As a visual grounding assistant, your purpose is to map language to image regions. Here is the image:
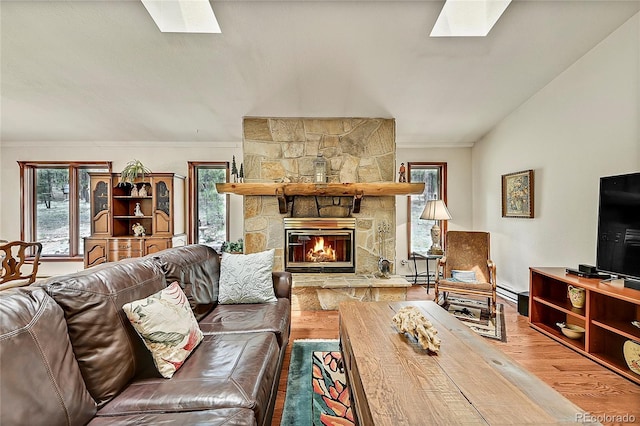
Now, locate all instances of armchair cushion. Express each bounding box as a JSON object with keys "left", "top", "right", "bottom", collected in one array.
[
  {"left": 451, "top": 270, "right": 477, "bottom": 283},
  {"left": 437, "top": 279, "right": 493, "bottom": 292}
]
